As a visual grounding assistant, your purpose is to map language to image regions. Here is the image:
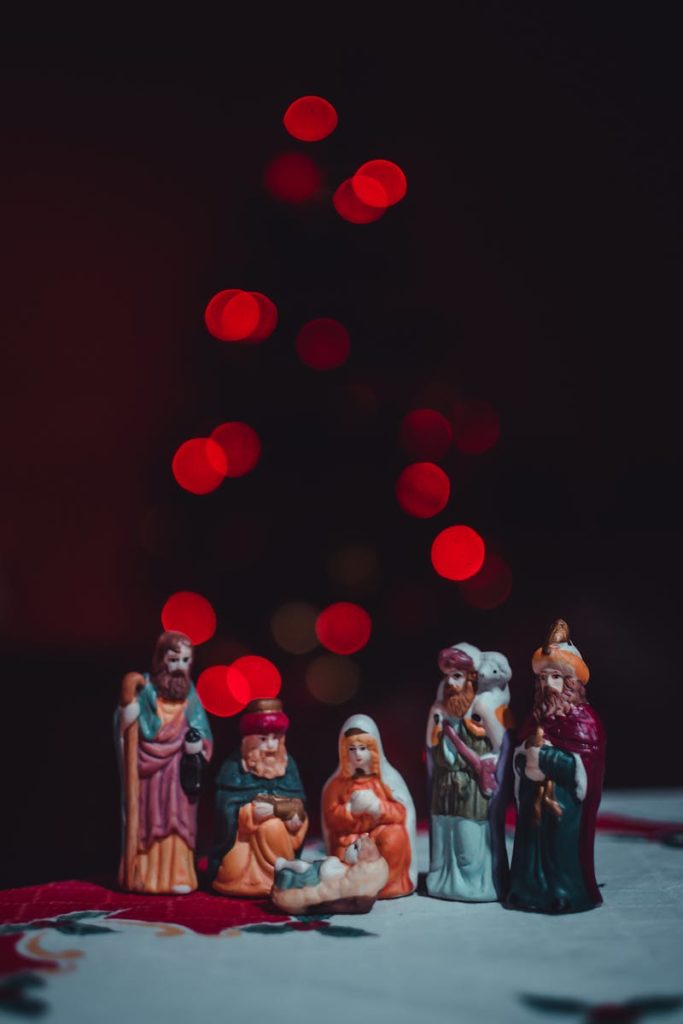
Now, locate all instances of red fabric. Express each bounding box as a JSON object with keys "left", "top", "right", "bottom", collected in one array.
[{"left": 0, "top": 877, "right": 290, "bottom": 973}]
